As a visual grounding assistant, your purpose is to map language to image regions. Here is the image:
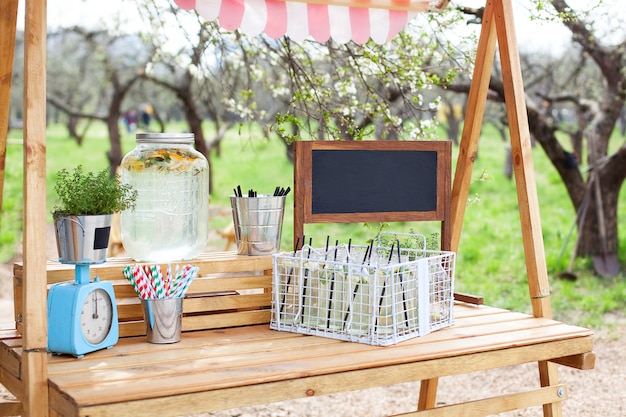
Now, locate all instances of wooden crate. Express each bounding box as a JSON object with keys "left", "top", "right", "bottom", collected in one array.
[{"left": 12, "top": 252, "right": 273, "bottom": 338}]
